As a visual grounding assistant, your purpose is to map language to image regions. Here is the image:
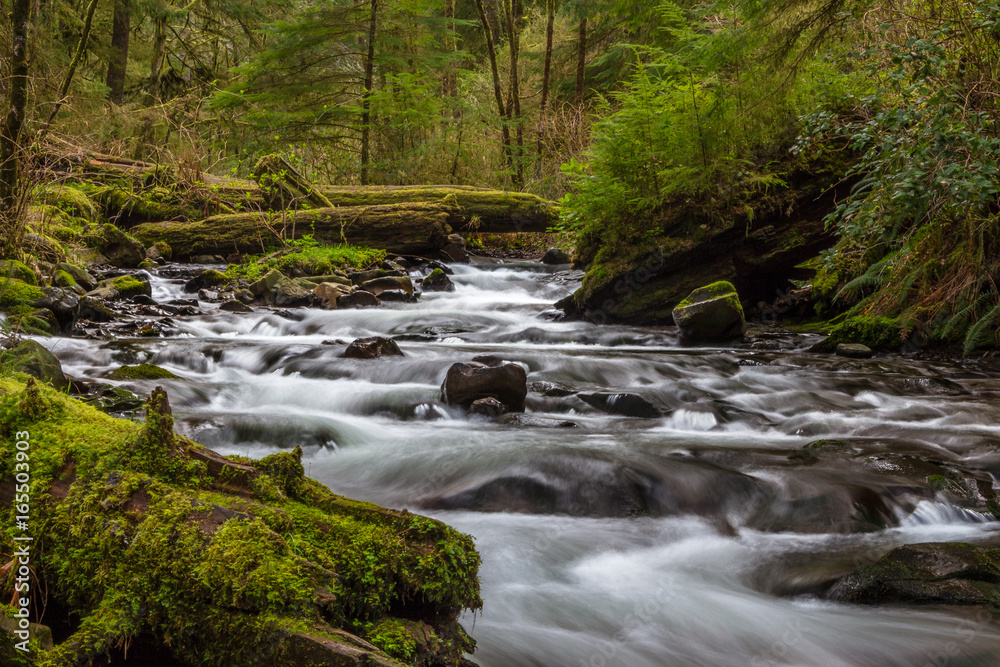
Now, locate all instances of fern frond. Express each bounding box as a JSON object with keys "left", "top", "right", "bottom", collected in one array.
[{"left": 962, "top": 303, "right": 1000, "bottom": 356}]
